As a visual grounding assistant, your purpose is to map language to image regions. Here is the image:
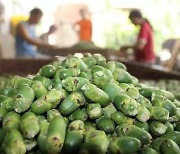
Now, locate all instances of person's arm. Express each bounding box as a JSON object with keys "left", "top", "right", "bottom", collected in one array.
[
  {"left": 134, "top": 38, "right": 147, "bottom": 50},
  {"left": 73, "top": 21, "right": 80, "bottom": 34},
  {"left": 134, "top": 23, "right": 149, "bottom": 51},
  {"left": 120, "top": 24, "right": 149, "bottom": 52},
  {"left": 120, "top": 40, "right": 146, "bottom": 52},
  {"left": 17, "top": 23, "right": 55, "bottom": 49}
]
